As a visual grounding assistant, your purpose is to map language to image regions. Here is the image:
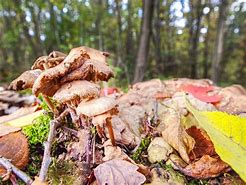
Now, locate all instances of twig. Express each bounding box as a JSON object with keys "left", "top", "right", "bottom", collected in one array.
[
  {"left": 153, "top": 100, "right": 158, "bottom": 124},
  {"left": 39, "top": 109, "right": 69, "bottom": 182},
  {"left": 0, "top": 157, "right": 33, "bottom": 185},
  {"left": 67, "top": 106, "right": 81, "bottom": 127},
  {"left": 92, "top": 133, "right": 96, "bottom": 164}
]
